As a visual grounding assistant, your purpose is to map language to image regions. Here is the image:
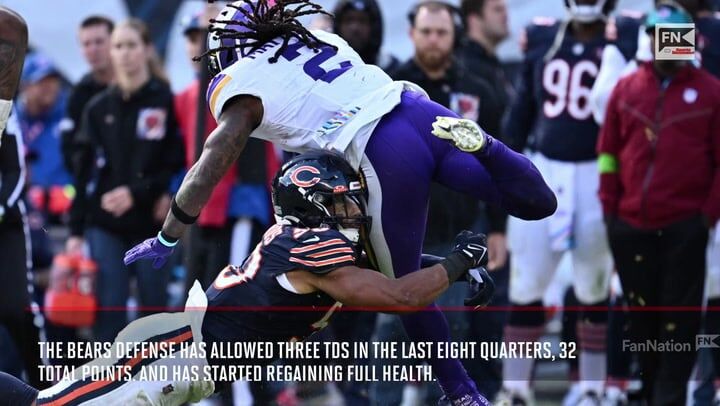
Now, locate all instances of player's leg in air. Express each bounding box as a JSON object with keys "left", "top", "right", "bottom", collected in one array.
[
  {"left": 0, "top": 6, "right": 27, "bottom": 146},
  {"left": 359, "top": 91, "right": 556, "bottom": 406}
]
